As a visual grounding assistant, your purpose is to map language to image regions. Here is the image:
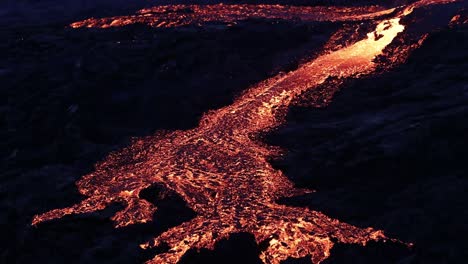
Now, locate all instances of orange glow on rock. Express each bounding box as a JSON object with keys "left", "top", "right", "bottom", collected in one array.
[
  {"left": 33, "top": 1, "right": 459, "bottom": 263},
  {"left": 69, "top": 4, "right": 397, "bottom": 29}
]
